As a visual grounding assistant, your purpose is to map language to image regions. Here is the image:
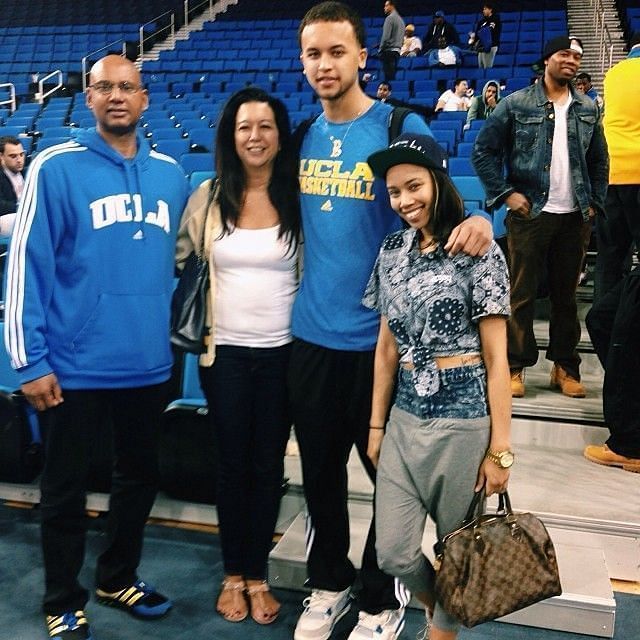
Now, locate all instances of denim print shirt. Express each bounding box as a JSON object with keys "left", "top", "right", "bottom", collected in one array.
[
  {"left": 363, "top": 230, "right": 510, "bottom": 398},
  {"left": 471, "top": 80, "right": 609, "bottom": 221}
]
